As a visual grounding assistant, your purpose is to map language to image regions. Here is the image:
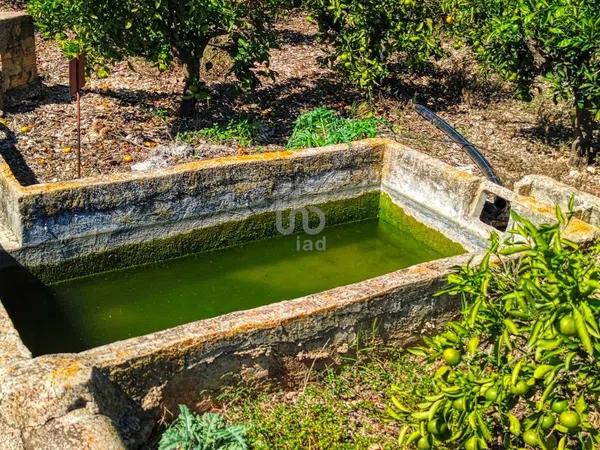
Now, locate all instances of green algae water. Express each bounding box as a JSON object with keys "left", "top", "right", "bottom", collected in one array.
[{"left": 2, "top": 198, "right": 464, "bottom": 356}]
